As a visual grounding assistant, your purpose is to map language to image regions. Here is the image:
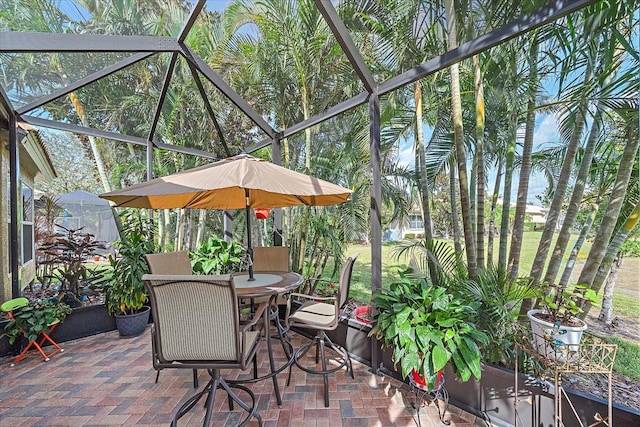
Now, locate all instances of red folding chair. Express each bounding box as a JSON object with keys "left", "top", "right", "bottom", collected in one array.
[{"left": 1, "top": 297, "right": 64, "bottom": 366}]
